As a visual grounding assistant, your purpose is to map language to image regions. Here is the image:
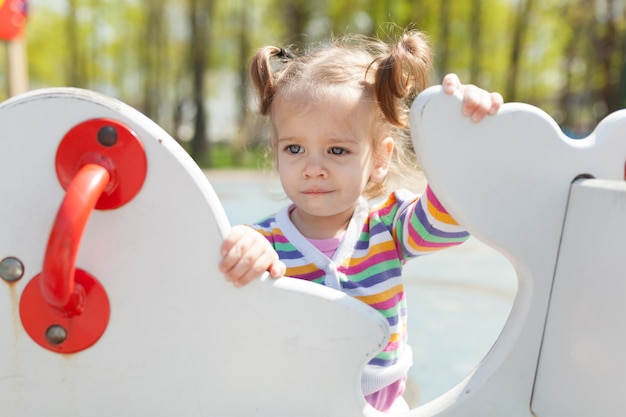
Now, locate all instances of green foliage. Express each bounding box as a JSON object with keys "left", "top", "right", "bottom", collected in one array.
[
  {"left": 183, "top": 141, "right": 270, "bottom": 169},
  {"left": 5, "top": 0, "right": 625, "bottom": 165},
  {"left": 19, "top": 4, "right": 69, "bottom": 90}
]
